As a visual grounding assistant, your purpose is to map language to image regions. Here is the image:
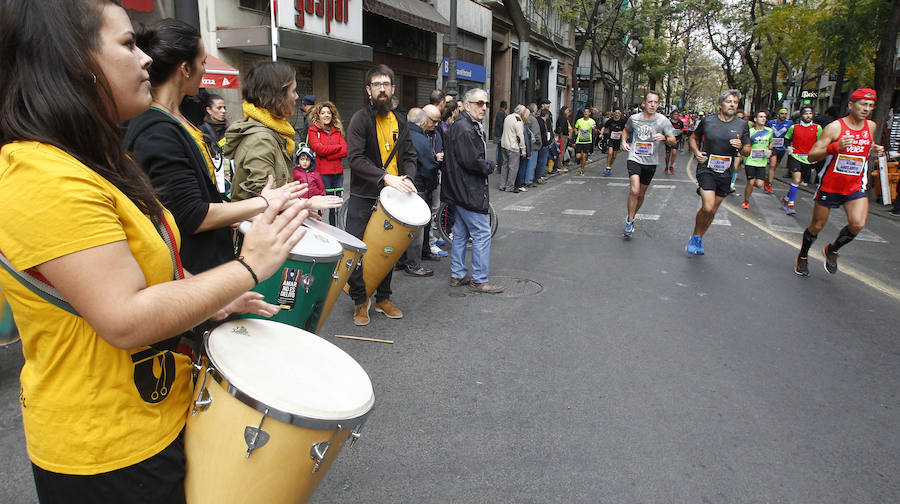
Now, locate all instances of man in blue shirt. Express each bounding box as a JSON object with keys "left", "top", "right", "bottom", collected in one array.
[{"left": 766, "top": 107, "right": 793, "bottom": 193}]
